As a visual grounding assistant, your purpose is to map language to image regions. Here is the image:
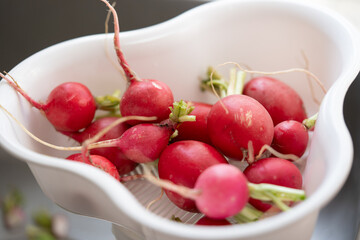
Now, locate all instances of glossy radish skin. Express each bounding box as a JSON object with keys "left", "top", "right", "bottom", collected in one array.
[
  {"left": 194, "top": 164, "right": 249, "bottom": 219},
  {"left": 0, "top": 73, "right": 97, "bottom": 132},
  {"left": 66, "top": 153, "right": 120, "bottom": 180},
  {"left": 243, "top": 157, "right": 303, "bottom": 211},
  {"left": 158, "top": 140, "right": 228, "bottom": 212},
  {"left": 174, "top": 101, "right": 212, "bottom": 144},
  {"left": 43, "top": 82, "right": 97, "bottom": 132},
  {"left": 62, "top": 117, "right": 137, "bottom": 175},
  {"left": 207, "top": 94, "right": 274, "bottom": 161},
  {"left": 116, "top": 123, "right": 173, "bottom": 163},
  {"left": 120, "top": 80, "right": 174, "bottom": 125},
  {"left": 195, "top": 216, "right": 231, "bottom": 226},
  {"left": 243, "top": 77, "right": 307, "bottom": 125},
  {"left": 272, "top": 120, "right": 309, "bottom": 158}
]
